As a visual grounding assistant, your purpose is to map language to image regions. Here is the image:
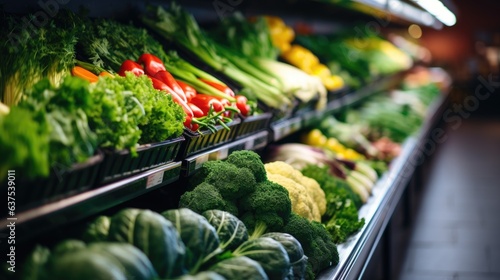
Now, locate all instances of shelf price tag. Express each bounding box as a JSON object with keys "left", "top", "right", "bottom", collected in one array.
[
  {"left": 146, "top": 171, "right": 164, "bottom": 189},
  {"left": 244, "top": 138, "right": 255, "bottom": 150},
  {"left": 272, "top": 117, "right": 302, "bottom": 141},
  {"left": 289, "top": 118, "right": 301, "bottom": 134},
  {"left": 253, "top": 135, "right": 268, "bottom": 149},
  {"left": 210, "top": 149, "right": 228, "bottom": 161},
  {"left": 195, "top": 154, "right": 209, "bottom": 170}
]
